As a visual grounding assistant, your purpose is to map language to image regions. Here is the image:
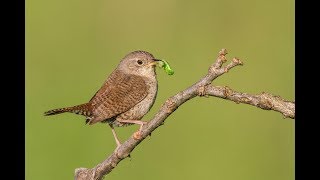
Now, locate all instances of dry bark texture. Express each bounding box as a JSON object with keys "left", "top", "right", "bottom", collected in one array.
[{"left": 74, "top": 49, "right": 295, "bottom": 180}]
